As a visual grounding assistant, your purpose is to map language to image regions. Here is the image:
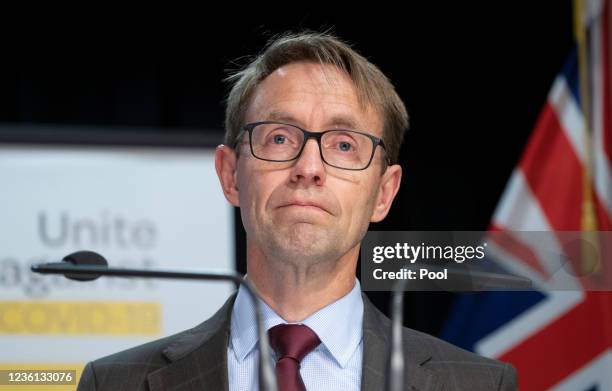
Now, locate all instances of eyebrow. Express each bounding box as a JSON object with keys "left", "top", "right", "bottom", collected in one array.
[{"left": 264, "top": 110, "right": 362, "bottom": 131}]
